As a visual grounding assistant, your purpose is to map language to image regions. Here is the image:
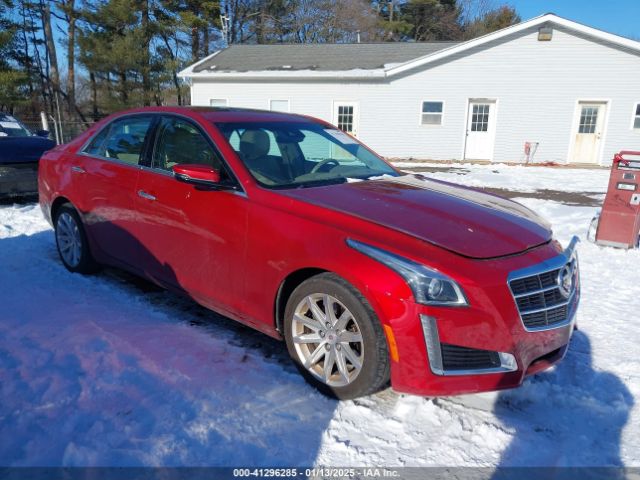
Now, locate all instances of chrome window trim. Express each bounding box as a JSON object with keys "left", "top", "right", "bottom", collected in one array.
[
  {"left": 77, "top": 151, "right": 145, "bottom": 170},
  {"left": 507, "top": 236, "right": 580, "bottom": 332},
  {"left": 420, "top": 315, "right": 518, "bottom": 377}
]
